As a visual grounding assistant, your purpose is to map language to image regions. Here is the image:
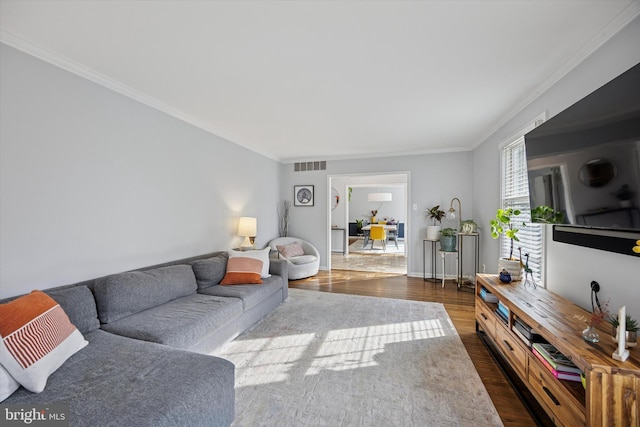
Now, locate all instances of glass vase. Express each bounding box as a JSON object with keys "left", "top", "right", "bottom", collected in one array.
[{"left": 582, "top": 325, "right": 600, "bottom": 343}]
